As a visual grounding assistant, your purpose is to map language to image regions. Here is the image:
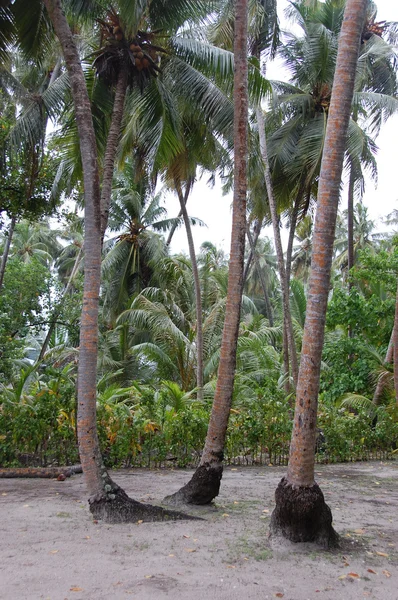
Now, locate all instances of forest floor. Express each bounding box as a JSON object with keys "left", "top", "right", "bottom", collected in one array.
[{"left": 1, "top": 461, "right": 398, "bottom": 600}]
